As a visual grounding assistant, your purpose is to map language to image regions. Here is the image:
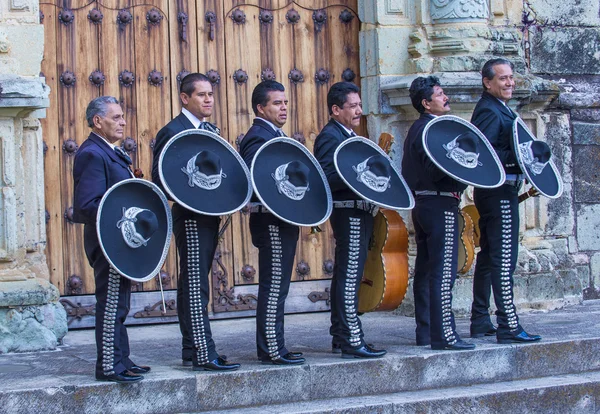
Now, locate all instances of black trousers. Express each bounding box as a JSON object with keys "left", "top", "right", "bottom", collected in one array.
[
  {"left": 471, "top": 183, "right": 522, "bottom": 337},
  {"left": 330, "top": 207, "right": 374, "bottom": 350},
  {"left": 84, "top": 225, "right": 134, "bottom": 377},
  {"left": 173, "top": 203, "right": 220, "bottom": 365},
  {"left": 412, "top": 196, "right": 460, "bottom": 348},
  {"left": 249, "top": 213, "right": 299, "bottom": 360}
]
